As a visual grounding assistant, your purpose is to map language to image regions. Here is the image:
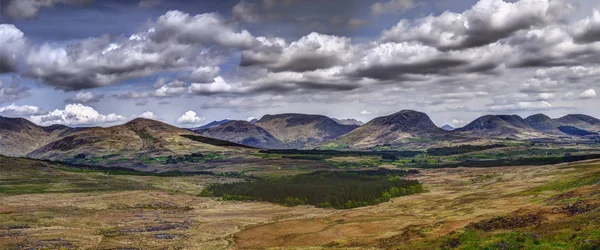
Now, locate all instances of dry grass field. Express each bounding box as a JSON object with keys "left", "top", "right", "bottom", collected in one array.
[{"left": 1, "top": 156, "right": 599, "bottom": 249}]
